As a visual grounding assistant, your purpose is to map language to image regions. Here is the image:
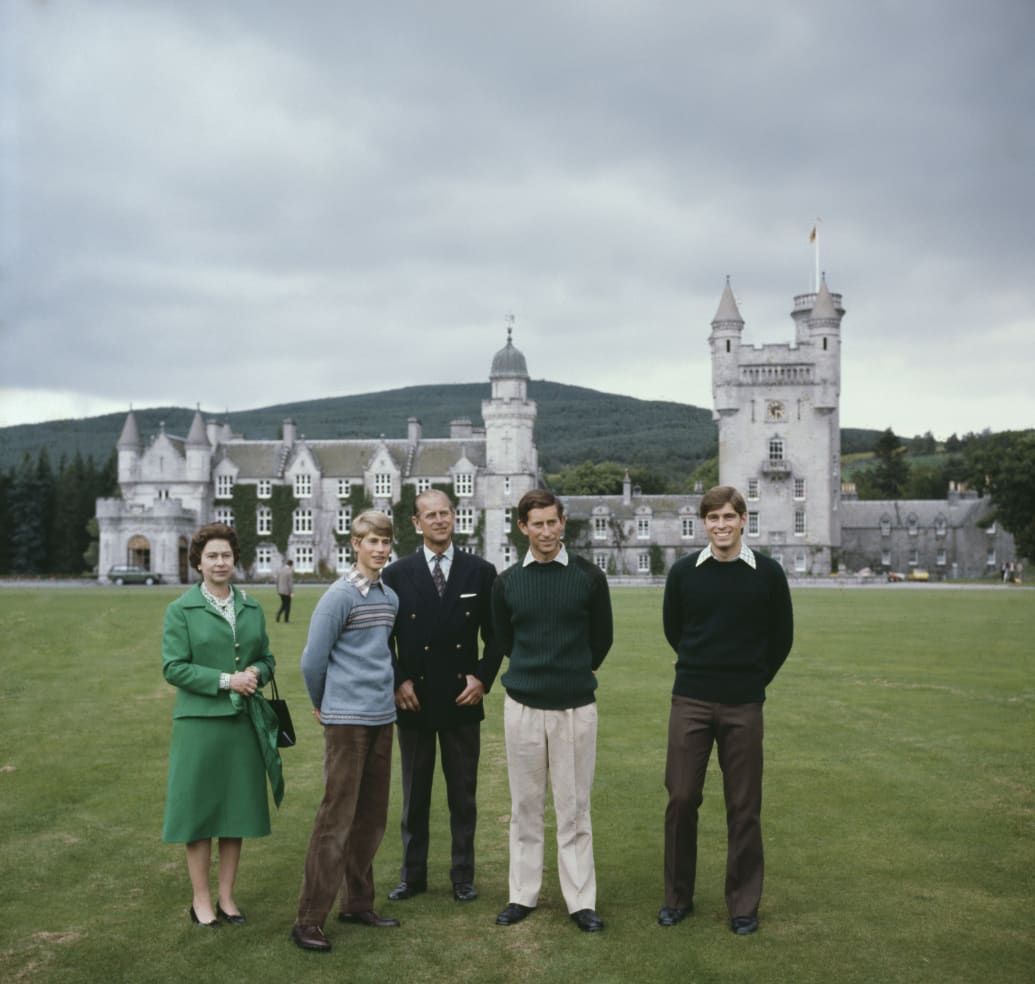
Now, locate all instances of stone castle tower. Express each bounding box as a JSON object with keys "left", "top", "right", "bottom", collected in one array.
[{"left": 710, "top": 276, "right": 845, "bottom": 574}]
